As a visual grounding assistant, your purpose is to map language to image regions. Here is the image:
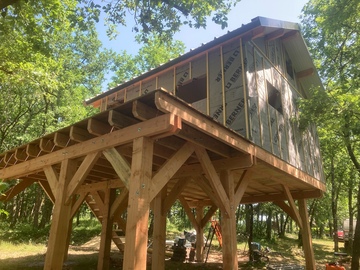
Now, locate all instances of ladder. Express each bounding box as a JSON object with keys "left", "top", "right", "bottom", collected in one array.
[{"left": 204, "top": 220, "right": 223, "bottom": 263}]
